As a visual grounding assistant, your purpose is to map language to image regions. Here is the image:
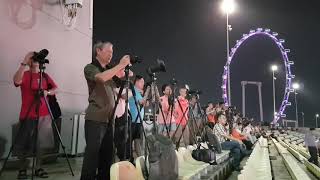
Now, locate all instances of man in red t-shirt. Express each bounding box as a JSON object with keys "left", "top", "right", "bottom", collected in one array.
[{"left": 13, "top": 51, "right": 58, "bottom": 179}]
